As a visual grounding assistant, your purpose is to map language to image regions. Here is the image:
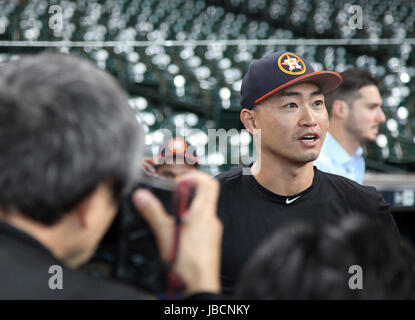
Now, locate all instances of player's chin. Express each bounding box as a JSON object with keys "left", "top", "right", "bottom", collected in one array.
[
  {"left": 364, "top": 132, "right": 378, "bottom": 142},
  {"left": 297, "top": 151, "right": 320, "bottom": 163}
]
